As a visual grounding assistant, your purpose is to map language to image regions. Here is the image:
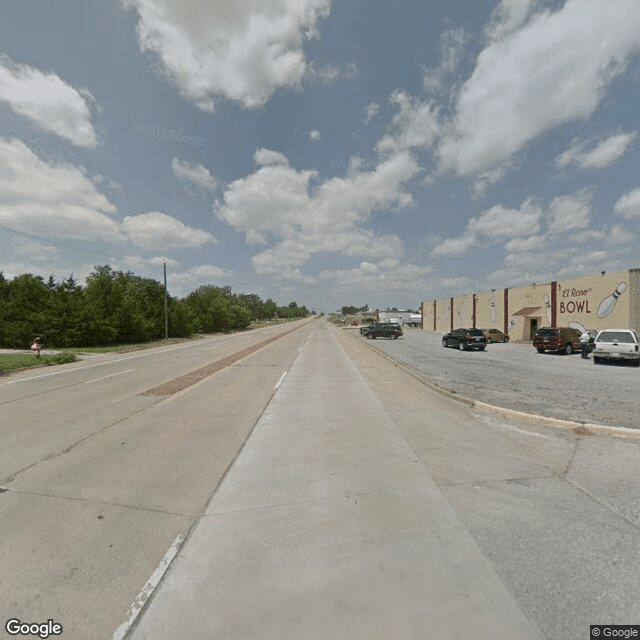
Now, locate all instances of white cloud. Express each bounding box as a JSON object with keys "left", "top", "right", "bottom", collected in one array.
[
  {"left": 122, "top": 0, "right": 331, "bottom": 110},
  {"left": 614, "top": 187, "right": 640, "bottom": 218},
  {"left": 439, "top": 0, "right": 640, "bottom": 176},
  {"left": 431, "top": 198, "right": 543, "bottom": 257},
  {"left": 0, "top": 56, "right": 98, "bottom": 148},
  {"left": 122, "top": 254, "right": 181, "bottom": 270},
  {"left": 122, "top": 211, "right": 216, "bottom": 249},
  {"left": 422, "top": 27, "right": 469, "bottom": 93},
  {"left": 555, "top": 131, "right": 637, "bottom": 169},
  {"left": 217, "top": 146, "right": 420, "bottom": 279},
  {"left": 168, "top": 264, "right": 235, "bottom": 294},
  {"left": 0, "top": 137, "right": 120, "bottom": 242},
  {"left": 484, "top": 0, "right": 540, "bottom": 40},
  {"left": 308, "top": 129, "right": 321, "bottom": 142},
  {"left": 548, "top": 193, "right": 591, "bottom": 229},
  {"left": 307, "top": 61, "right": 358, "bottom": 83},
  {"left": 254, "top": 147, "right": 289, "bottom": 167},
  {"left": 363, "top": 102, "right": 379, "bottom": 124},
  {"left": 376, "top": 91, "right": 440, "bottom": 156},
  {"left": 604, "top": 225, "right": 635, "bottom": 247},
  {"left": 172, "top": 157, "right": 217, "bottom": 191},
  {"left": 14, "top": 240, "right": 59, "bottom": 262}
]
